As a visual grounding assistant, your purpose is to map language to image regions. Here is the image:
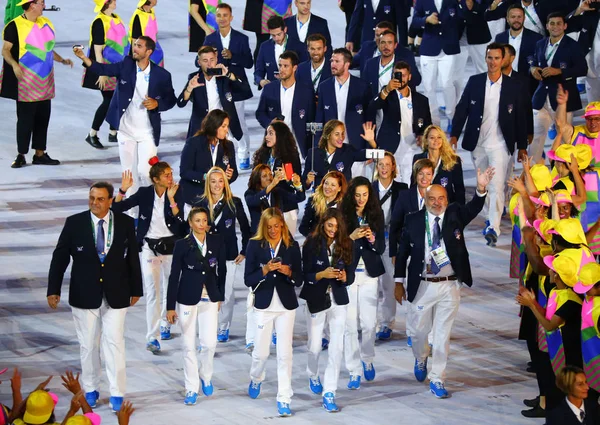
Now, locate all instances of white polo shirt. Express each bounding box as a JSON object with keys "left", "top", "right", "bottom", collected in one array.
[
  {"left": 509, "top": 30, "right": 523, "bottom": 72},
  {"left": 296, "top": 14, "right": 311, "bottom": 43},
  {"left": 120, "top": 64, "right": 153, "bottom": 139},
  {"left": 335, "top": 76, "right": 350, "bottom": 126},
  {"left": 280, "top": 82, "right": 296, "bottom": 130},
  {"left": 205, "top": 76, "right": 223, "bottom": 112}
]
